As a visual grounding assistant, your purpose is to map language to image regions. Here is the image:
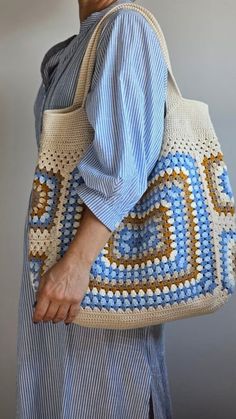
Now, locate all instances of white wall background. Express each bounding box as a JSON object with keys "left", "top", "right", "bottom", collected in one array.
[{"left": 0, "top": 0, "right": 235, "bottom": 418}]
